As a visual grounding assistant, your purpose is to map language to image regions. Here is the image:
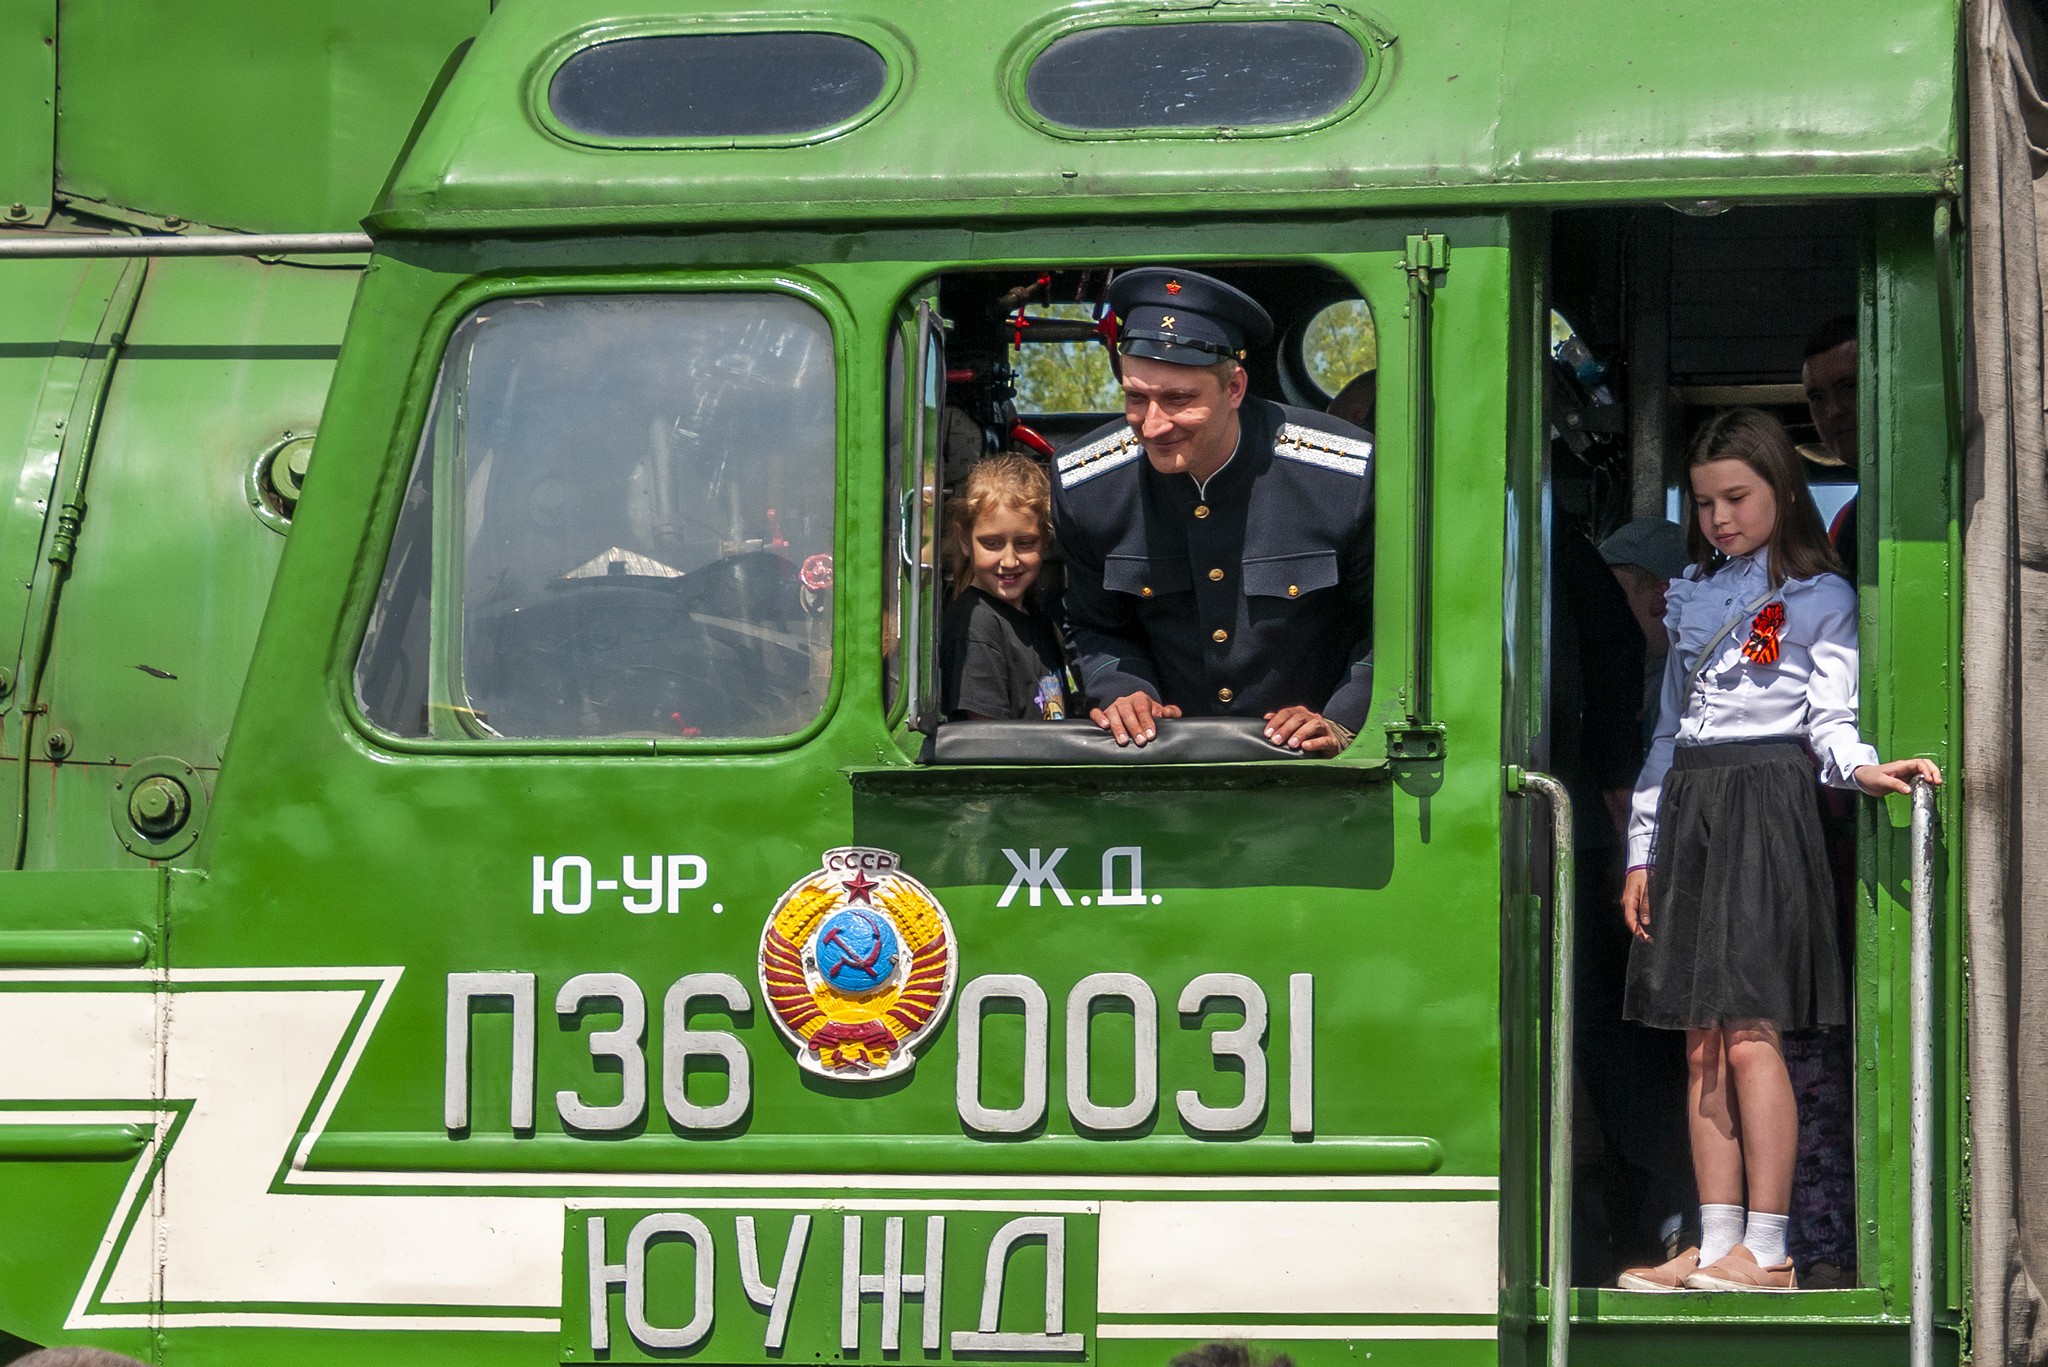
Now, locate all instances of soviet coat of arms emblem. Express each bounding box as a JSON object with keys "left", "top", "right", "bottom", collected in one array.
[{"left": 760, "top": 847, "right": 957, "bottom": 1080}]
